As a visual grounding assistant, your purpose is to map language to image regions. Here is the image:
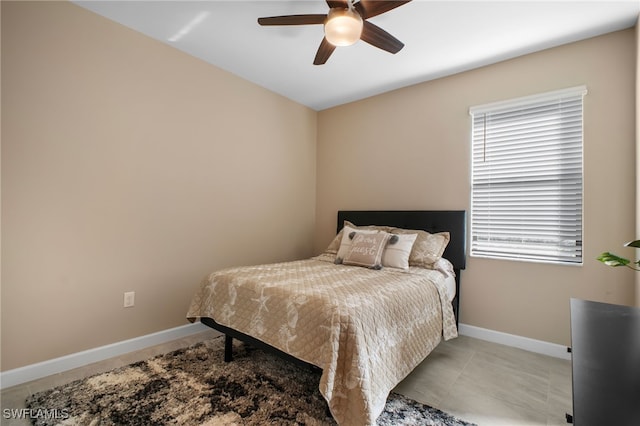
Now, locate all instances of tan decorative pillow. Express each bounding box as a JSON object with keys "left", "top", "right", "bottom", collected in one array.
[
  {"left": 392, "top": 228, "right": 450, "bottom": 268},
  {"left": 335, "top": 225, "right": 378, "bottom": 262},
  {"left": 343, "top": 232, "right": 391, "bottom": 269},
  {"left": 344, "top": 220, "right": 394, "bottom": 233},
  {"left": 382, "top": 233, "right": 418, "bottom": 270},
  {"left": 323, "top": 220, "right": 393, "bottom": 255},
  {"left": 324, "top": 230, "right": 343, "bottom": 255}
]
